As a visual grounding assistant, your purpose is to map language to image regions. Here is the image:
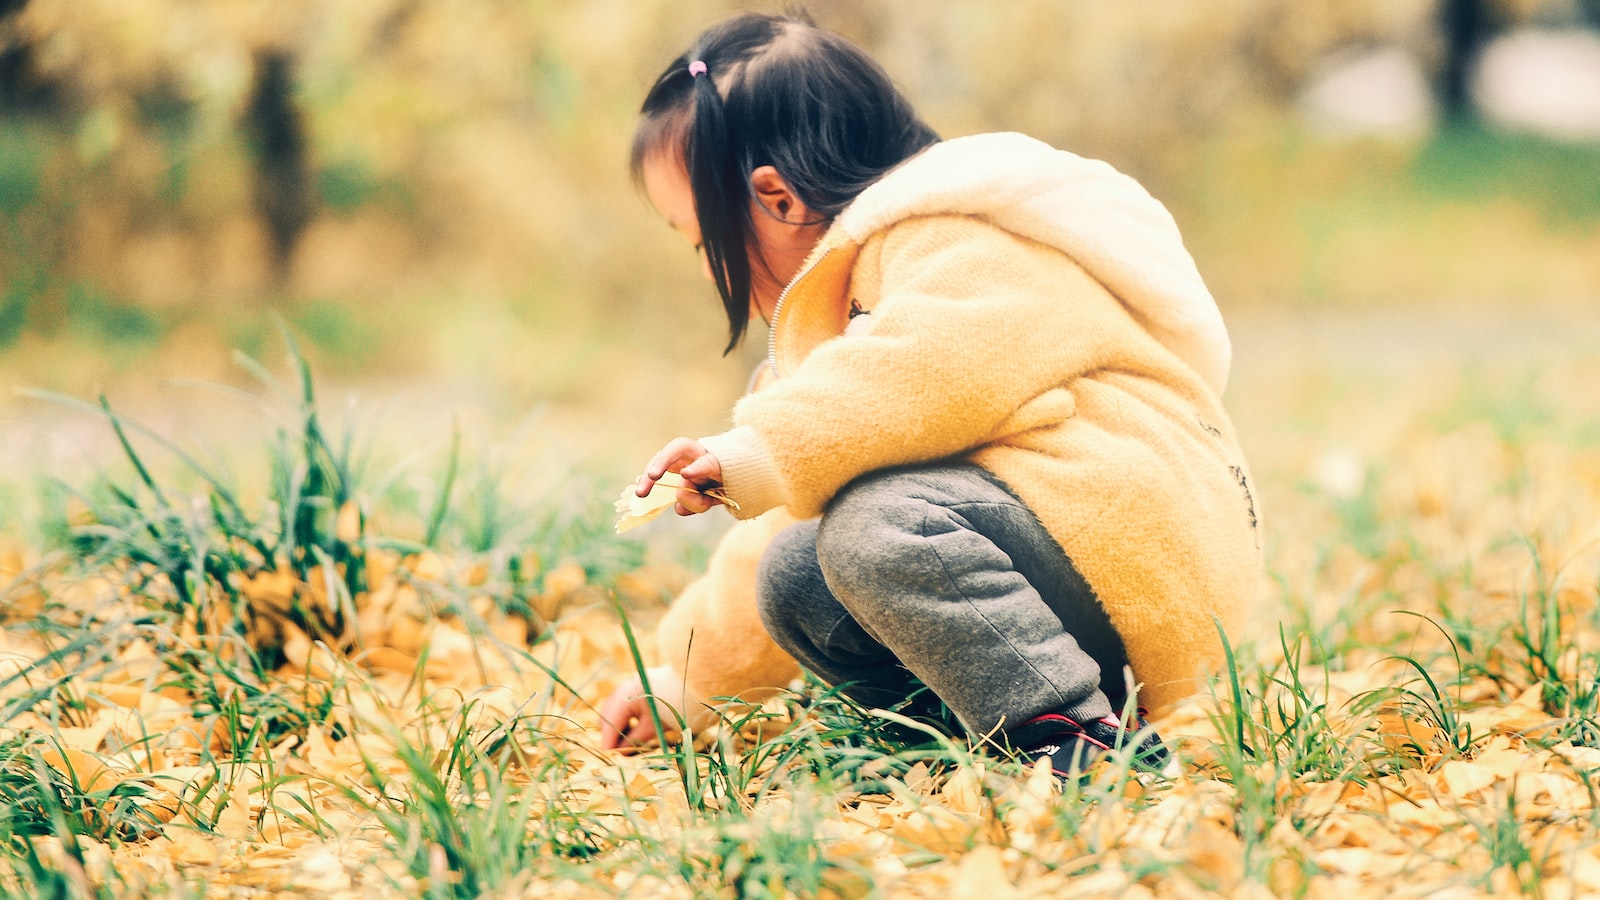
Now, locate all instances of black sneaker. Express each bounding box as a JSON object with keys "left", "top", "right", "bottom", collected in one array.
[{"left": 1008, "top": 711, "right": 1171, "bottom": 778}]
